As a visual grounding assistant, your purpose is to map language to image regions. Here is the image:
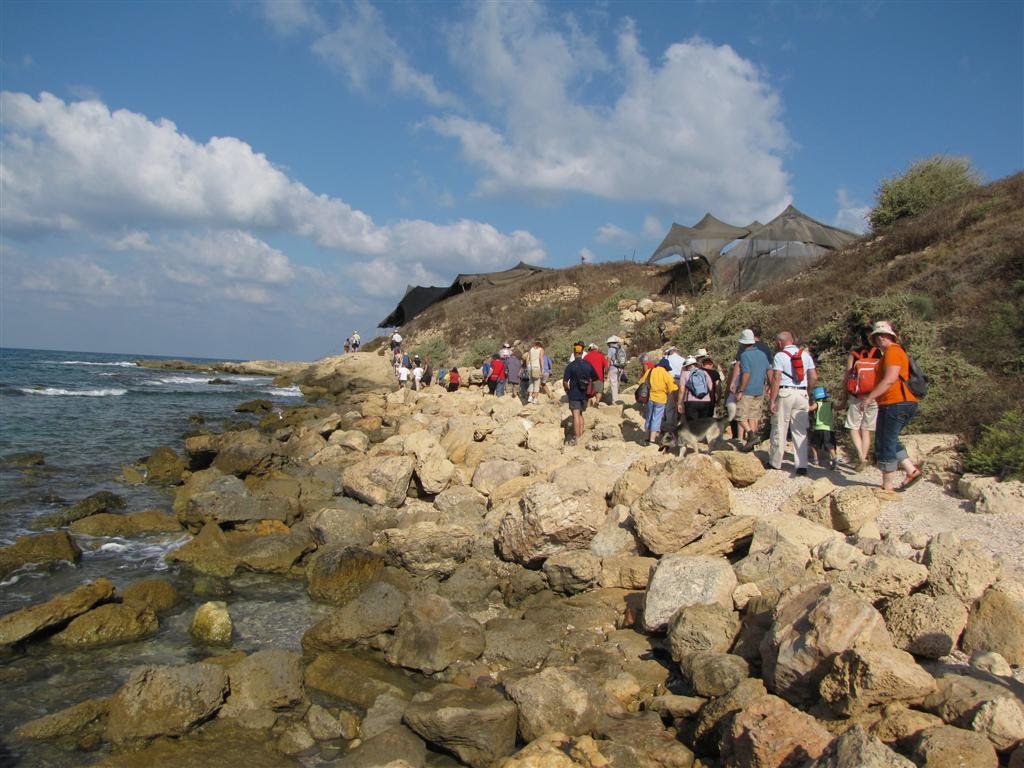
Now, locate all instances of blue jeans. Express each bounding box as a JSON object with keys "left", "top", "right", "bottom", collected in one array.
[
  {"left": 645, "top": 401, "right": 666, "bottom": 433},
  {"left": 495, "top": 380, "right": 506, "bottom": 397},
  {"left": 875, "top": 401, "right": 917, "bottom": 471}
]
